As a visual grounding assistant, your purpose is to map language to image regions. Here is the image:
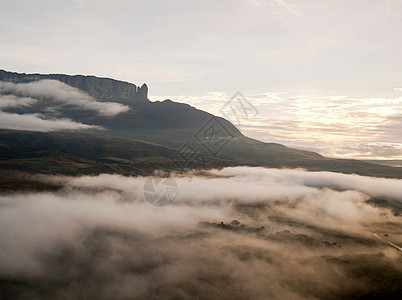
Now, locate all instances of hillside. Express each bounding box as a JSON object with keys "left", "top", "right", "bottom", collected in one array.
[{"left": 0, "top": 69, "right": 401, "bottom": 185}]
